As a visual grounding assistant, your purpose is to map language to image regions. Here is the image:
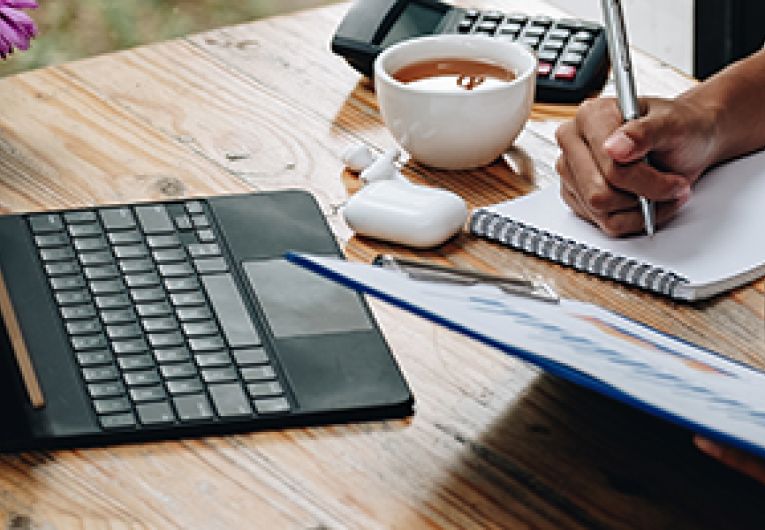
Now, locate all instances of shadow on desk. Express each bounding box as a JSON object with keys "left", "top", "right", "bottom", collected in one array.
[{"left": 412, "top": 374, "right": 765, "bottom": 530}]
